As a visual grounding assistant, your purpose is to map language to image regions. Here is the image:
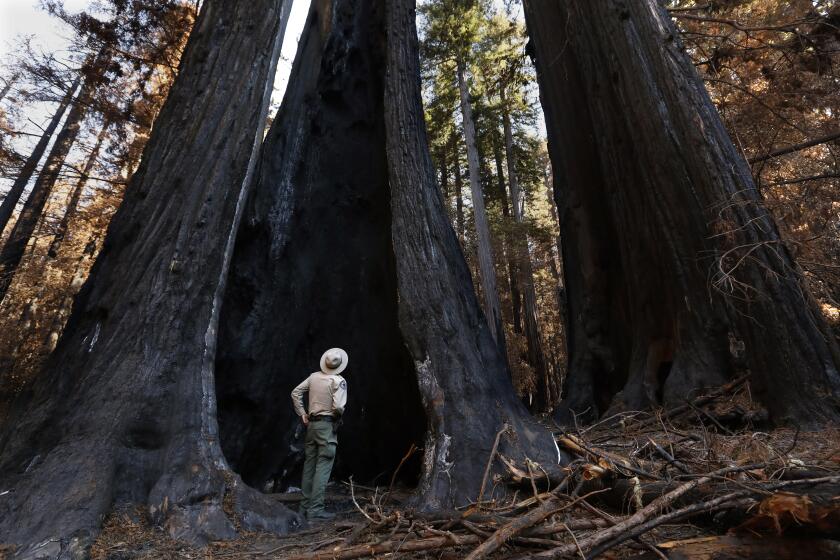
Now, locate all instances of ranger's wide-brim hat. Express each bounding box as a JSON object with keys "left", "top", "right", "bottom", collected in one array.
[{"left": 320, "top": 347, "right": 349, "bottom": 375}]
